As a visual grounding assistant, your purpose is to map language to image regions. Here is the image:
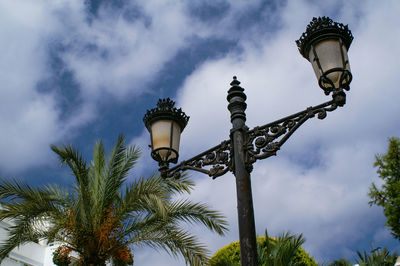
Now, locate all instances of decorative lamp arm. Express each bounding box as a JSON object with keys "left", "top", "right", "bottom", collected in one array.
[
  {"left": 160, "top": 90, "right": 346, "bottom": 179},
  {"left": 160, "top": 140, "right": 232, "bottom": 179},
  {"left": 245, "top": 98, "right": 341, "bottom": 169}
]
